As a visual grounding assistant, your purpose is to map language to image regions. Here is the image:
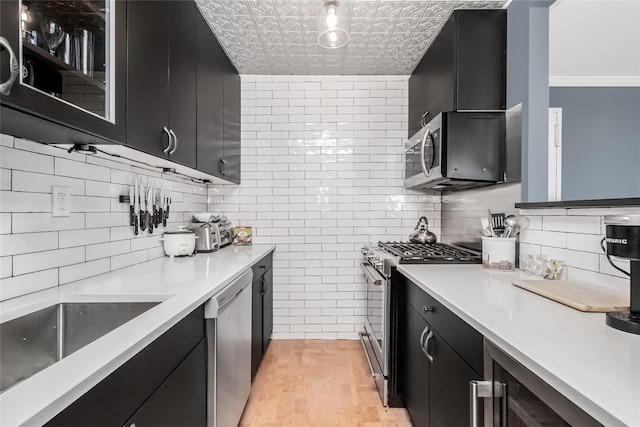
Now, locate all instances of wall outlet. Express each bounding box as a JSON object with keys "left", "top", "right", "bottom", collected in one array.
[{"left": 52, "top": 186, "right": 70, "bottom": 217}]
